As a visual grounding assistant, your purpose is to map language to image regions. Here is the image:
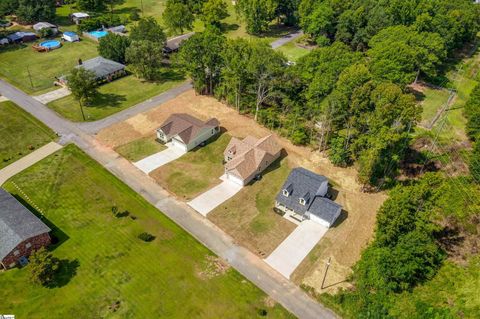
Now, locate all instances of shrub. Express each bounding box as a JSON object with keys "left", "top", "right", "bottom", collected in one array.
[
  {"left": 329, "top": 136, "right": 352, "bottom": 167},
  {"left": 129, "top": 11, "right": 140, "bottom": 21},
  {"left": 29, "top": 248, "right": 60, "bottom": 286},
  {"left": 138, "top": 232, "right": 155, "bottom": 242}
]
